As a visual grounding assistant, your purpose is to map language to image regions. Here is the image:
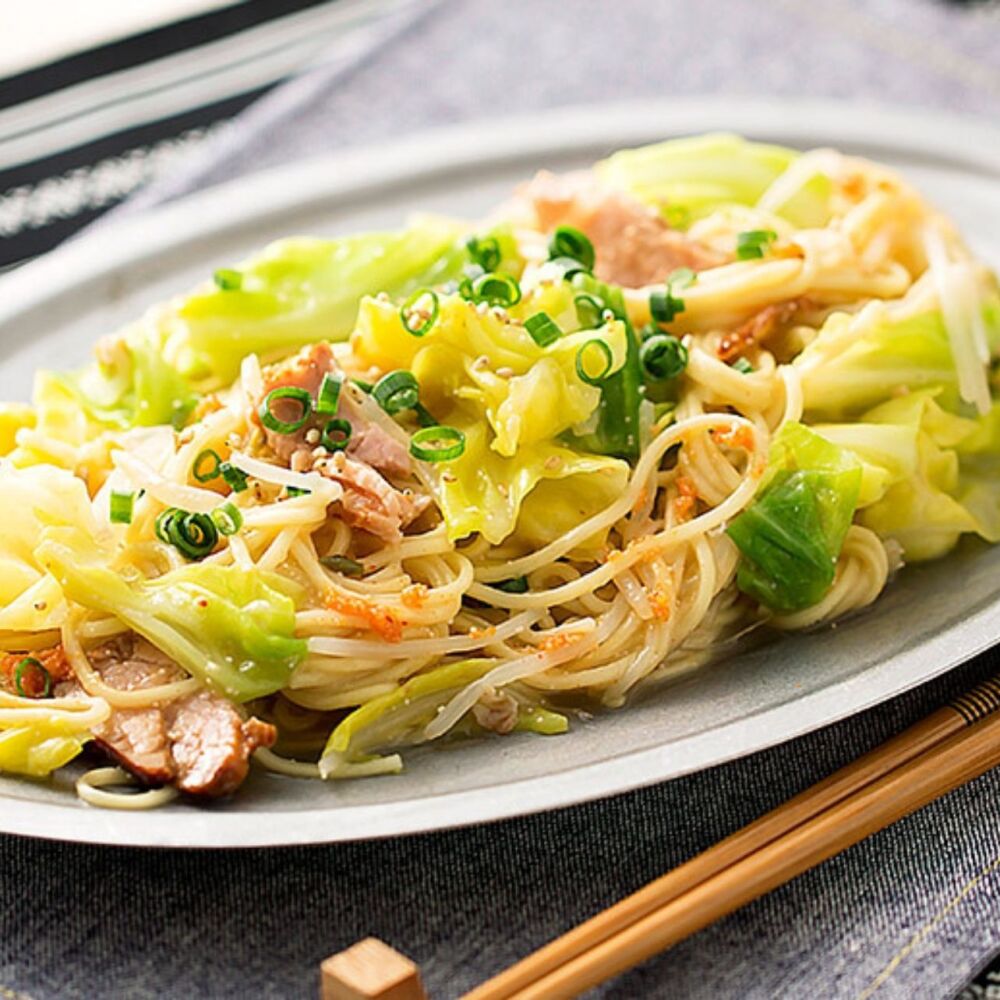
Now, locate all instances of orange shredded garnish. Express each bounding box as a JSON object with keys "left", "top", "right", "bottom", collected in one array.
[
  {"left": 325, "top": 590, "right": 403, "bottom": 643},
  {"left": 468, "top": 625, "right": 497, "bottom": 641},
  {"left": 711, "top": 425, "right": 755, "bottom": 451},
  {"left": 673, "top": 495, "right": 696, "bottom": 522},
  {"left": 648, "top": 587, "right": 672, "bottom": 622},
  {"left": 538, "top": 632, "right": 582, "bottom": 653},
  {"left": 631, "top": 487, "right": 649, "bottom": 515},
  {"left": 192, "top": 394, "right": 223, "bottom": 421},
  {"left": 401, "top": 583, "right": 429, "bottom": 610},
  {"left": 672, "top": 475, "right": 699, "bottom": 522},
  {"left": 1, "top": 646, "right": 72, "bottom": 694}
]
